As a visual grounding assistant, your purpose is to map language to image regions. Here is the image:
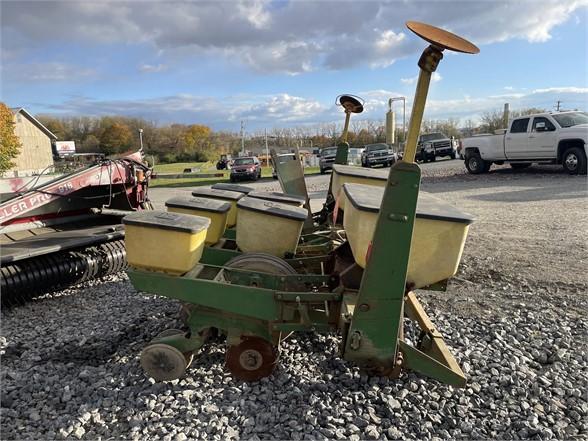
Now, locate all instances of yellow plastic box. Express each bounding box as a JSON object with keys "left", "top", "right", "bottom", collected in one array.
[
  {"left": 342, "top": 183, "right": 474, "bottom": 288},
  {"left": 191, "top": 187, "right": 245, "bottom": 227},
  {"left": 236, "top": 197, "right": 308, "bottom": 257},
  {"left": 331, "top": 164, "right": 388, "bottom": 210},
  {"left": 123, "top": 210, "right": 210, "bottom": 275},
  {"left": 248, "top": 191, "right": 306, "bottom": 207},
  {"left": 165, "top": 196, "right": 231, "bottom": 245}
]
